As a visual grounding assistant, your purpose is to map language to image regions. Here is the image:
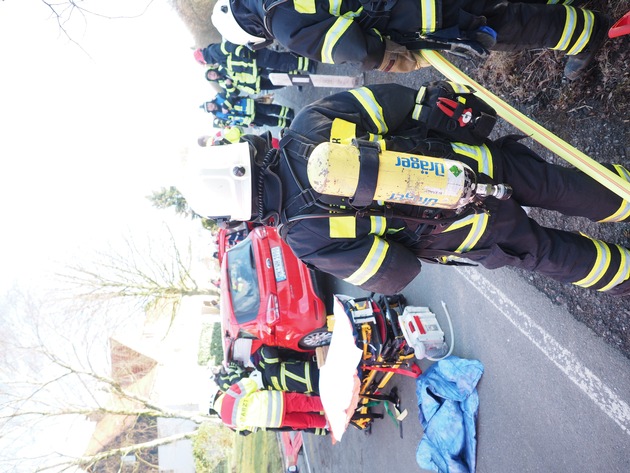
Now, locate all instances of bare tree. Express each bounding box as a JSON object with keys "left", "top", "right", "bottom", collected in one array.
[
  {"left": 36, "top": 0, "right": 157, "bottom": 53},
  {"left": 56, "top": 224, "right": 219, "bottom": 323},
  {"left": 0, "top": 289, "right": 224, "bottom": 473}
]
